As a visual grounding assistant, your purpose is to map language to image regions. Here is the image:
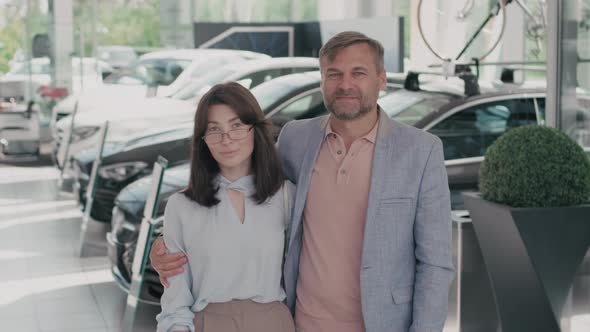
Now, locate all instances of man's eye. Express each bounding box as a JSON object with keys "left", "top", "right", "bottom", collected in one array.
[{"left": 354, "top": 72, "right": 366, "bottom": 77}]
